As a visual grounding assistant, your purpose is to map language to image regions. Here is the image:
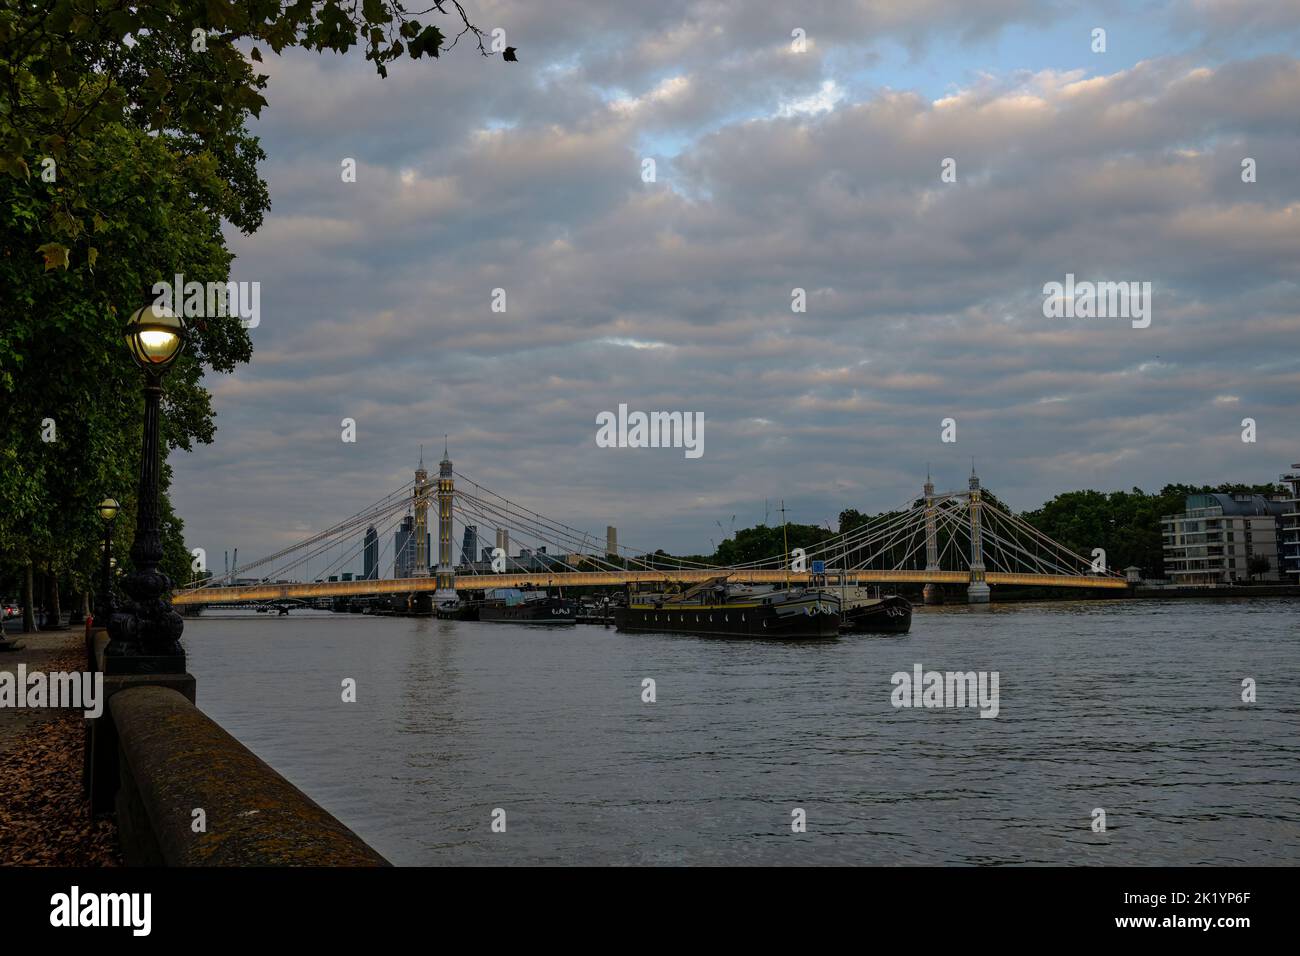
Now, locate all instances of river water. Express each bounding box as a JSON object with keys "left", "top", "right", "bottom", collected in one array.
[{"left": 183, "top": 599, "right": 1299, "bottom": 865}]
